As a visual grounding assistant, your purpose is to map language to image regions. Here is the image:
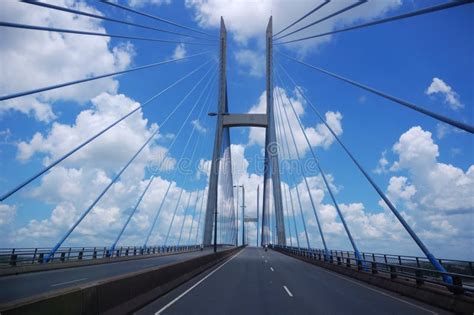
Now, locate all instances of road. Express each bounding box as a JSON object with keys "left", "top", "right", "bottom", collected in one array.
[
  {"left": 0, "top": 248, "right": 214, "bottom": 304},
  {"left": 137, "top": 247, "right": 447, "bottom": 315}
]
